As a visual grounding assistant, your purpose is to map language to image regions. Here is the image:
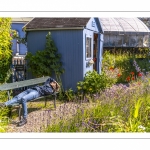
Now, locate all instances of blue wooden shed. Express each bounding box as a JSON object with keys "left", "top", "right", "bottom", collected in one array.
[
  {"left": 11, "top": 17, "right": 33, "bottom": 55},
  {"left": 23, "top": 18, "right": 104, "bottom": 90}
]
